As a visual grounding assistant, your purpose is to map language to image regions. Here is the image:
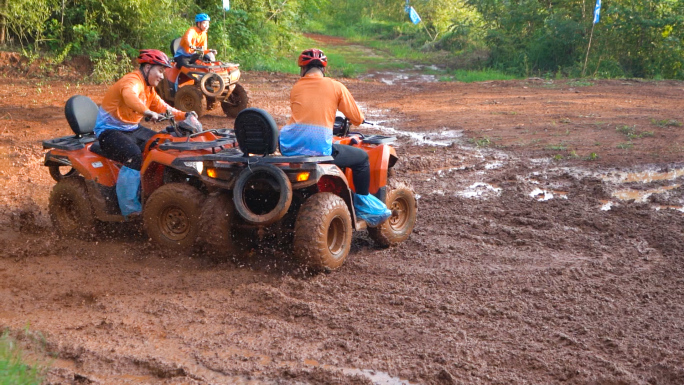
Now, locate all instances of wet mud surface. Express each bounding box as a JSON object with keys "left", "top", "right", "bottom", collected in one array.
[{"left": 1, "top": 66, "right": 684, "bottom": 384}]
